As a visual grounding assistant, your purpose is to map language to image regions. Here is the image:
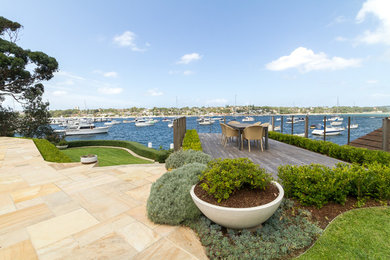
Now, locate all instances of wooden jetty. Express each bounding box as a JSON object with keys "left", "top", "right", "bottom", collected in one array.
[
  {"left": 349, "top": 128, "right": 383, "bottom": 150},
  {"left": 199, "top": 133, "right": 345, "bottom": 178}
]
